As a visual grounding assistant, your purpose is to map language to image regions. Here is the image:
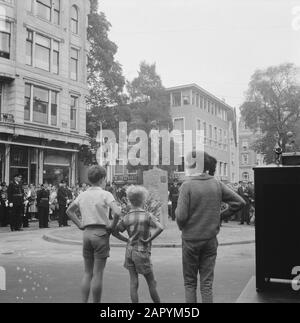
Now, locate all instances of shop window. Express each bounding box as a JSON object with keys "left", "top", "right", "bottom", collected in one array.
[{"left": 10, "top": 146, "right": 28, "bottom": 167}]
